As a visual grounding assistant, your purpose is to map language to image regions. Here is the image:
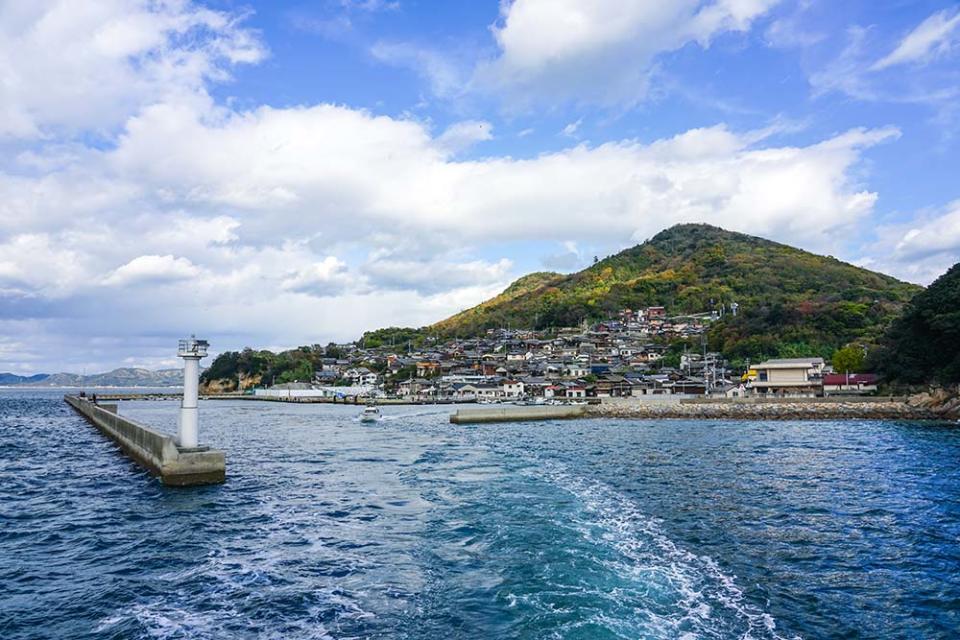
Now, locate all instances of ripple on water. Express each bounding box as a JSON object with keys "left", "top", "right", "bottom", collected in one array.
[{"left": 1, "top": 393, "right": 959, "bottom": 639}]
